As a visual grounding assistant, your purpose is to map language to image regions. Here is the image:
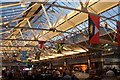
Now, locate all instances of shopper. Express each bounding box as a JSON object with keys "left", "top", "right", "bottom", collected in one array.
[{"left": 85, "top": 70, "right": 101, "bottom": 80}]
